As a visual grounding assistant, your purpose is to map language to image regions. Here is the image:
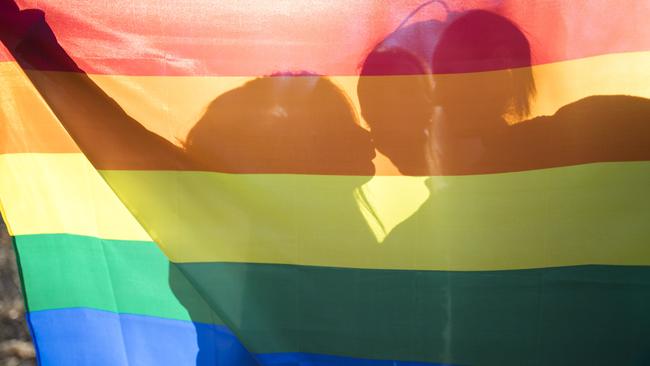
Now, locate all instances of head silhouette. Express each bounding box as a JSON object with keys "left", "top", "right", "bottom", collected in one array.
[
  {"left": 358, "top": 47, "right": 434, "bottom": 175},
  {"left": 357, "top": 10, "right": 445, "bottom": 175},
  {"left": 432, "top": 10, "right": 536, "bottom": 137},
  {"left": 185, "top": 74, "right": 375, "bottom": 177}
]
